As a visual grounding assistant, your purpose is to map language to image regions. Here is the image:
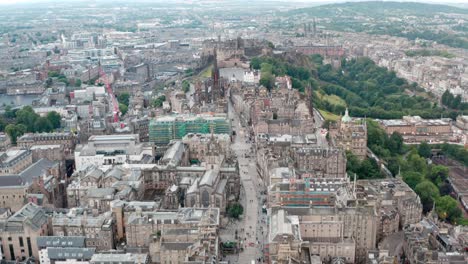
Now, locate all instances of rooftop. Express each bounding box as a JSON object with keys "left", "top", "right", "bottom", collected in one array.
[
  {"left": 37, "top": 236, "right": 86, "bottom": 248},
  {"left": 90, "top": 253, "right": 148, "bottom": 263}
]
